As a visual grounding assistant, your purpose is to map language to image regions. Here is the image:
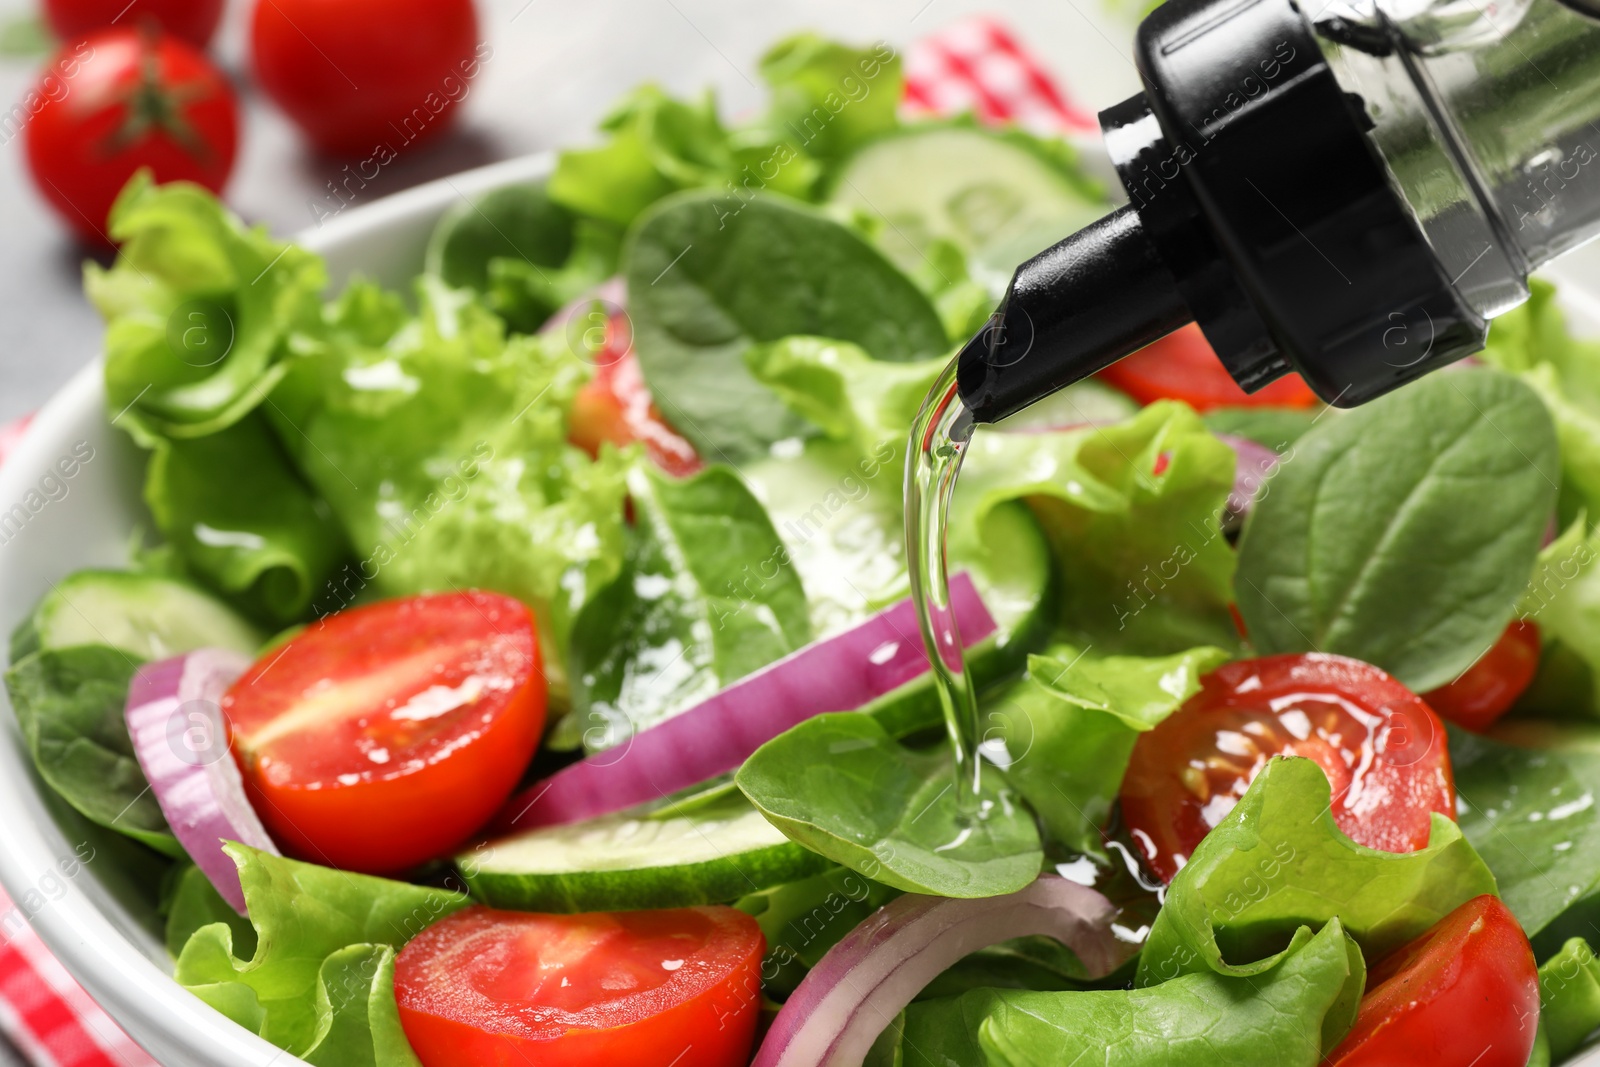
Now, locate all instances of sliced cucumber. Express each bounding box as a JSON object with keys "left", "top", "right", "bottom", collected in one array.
[
  {"left": 461, "top": 793, "right": 831, "bottom": 912},
  {"left": 828, "top": 125, "right": 1106, "bottom": 287},
  {"left": 11, "top": 570, "right": 265, "bottom": 663},
  {"left": 739, "top": 438, "right": 1052, "bottom": 736}
]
